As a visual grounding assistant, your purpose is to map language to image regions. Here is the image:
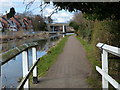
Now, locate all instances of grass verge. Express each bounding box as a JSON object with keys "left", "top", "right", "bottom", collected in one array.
[
  {"left": 37, "top": 36, "right": 68, "bottom": 77},
  {"left": 76, "top": 36, "right": 102, "bottom": 88}
]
